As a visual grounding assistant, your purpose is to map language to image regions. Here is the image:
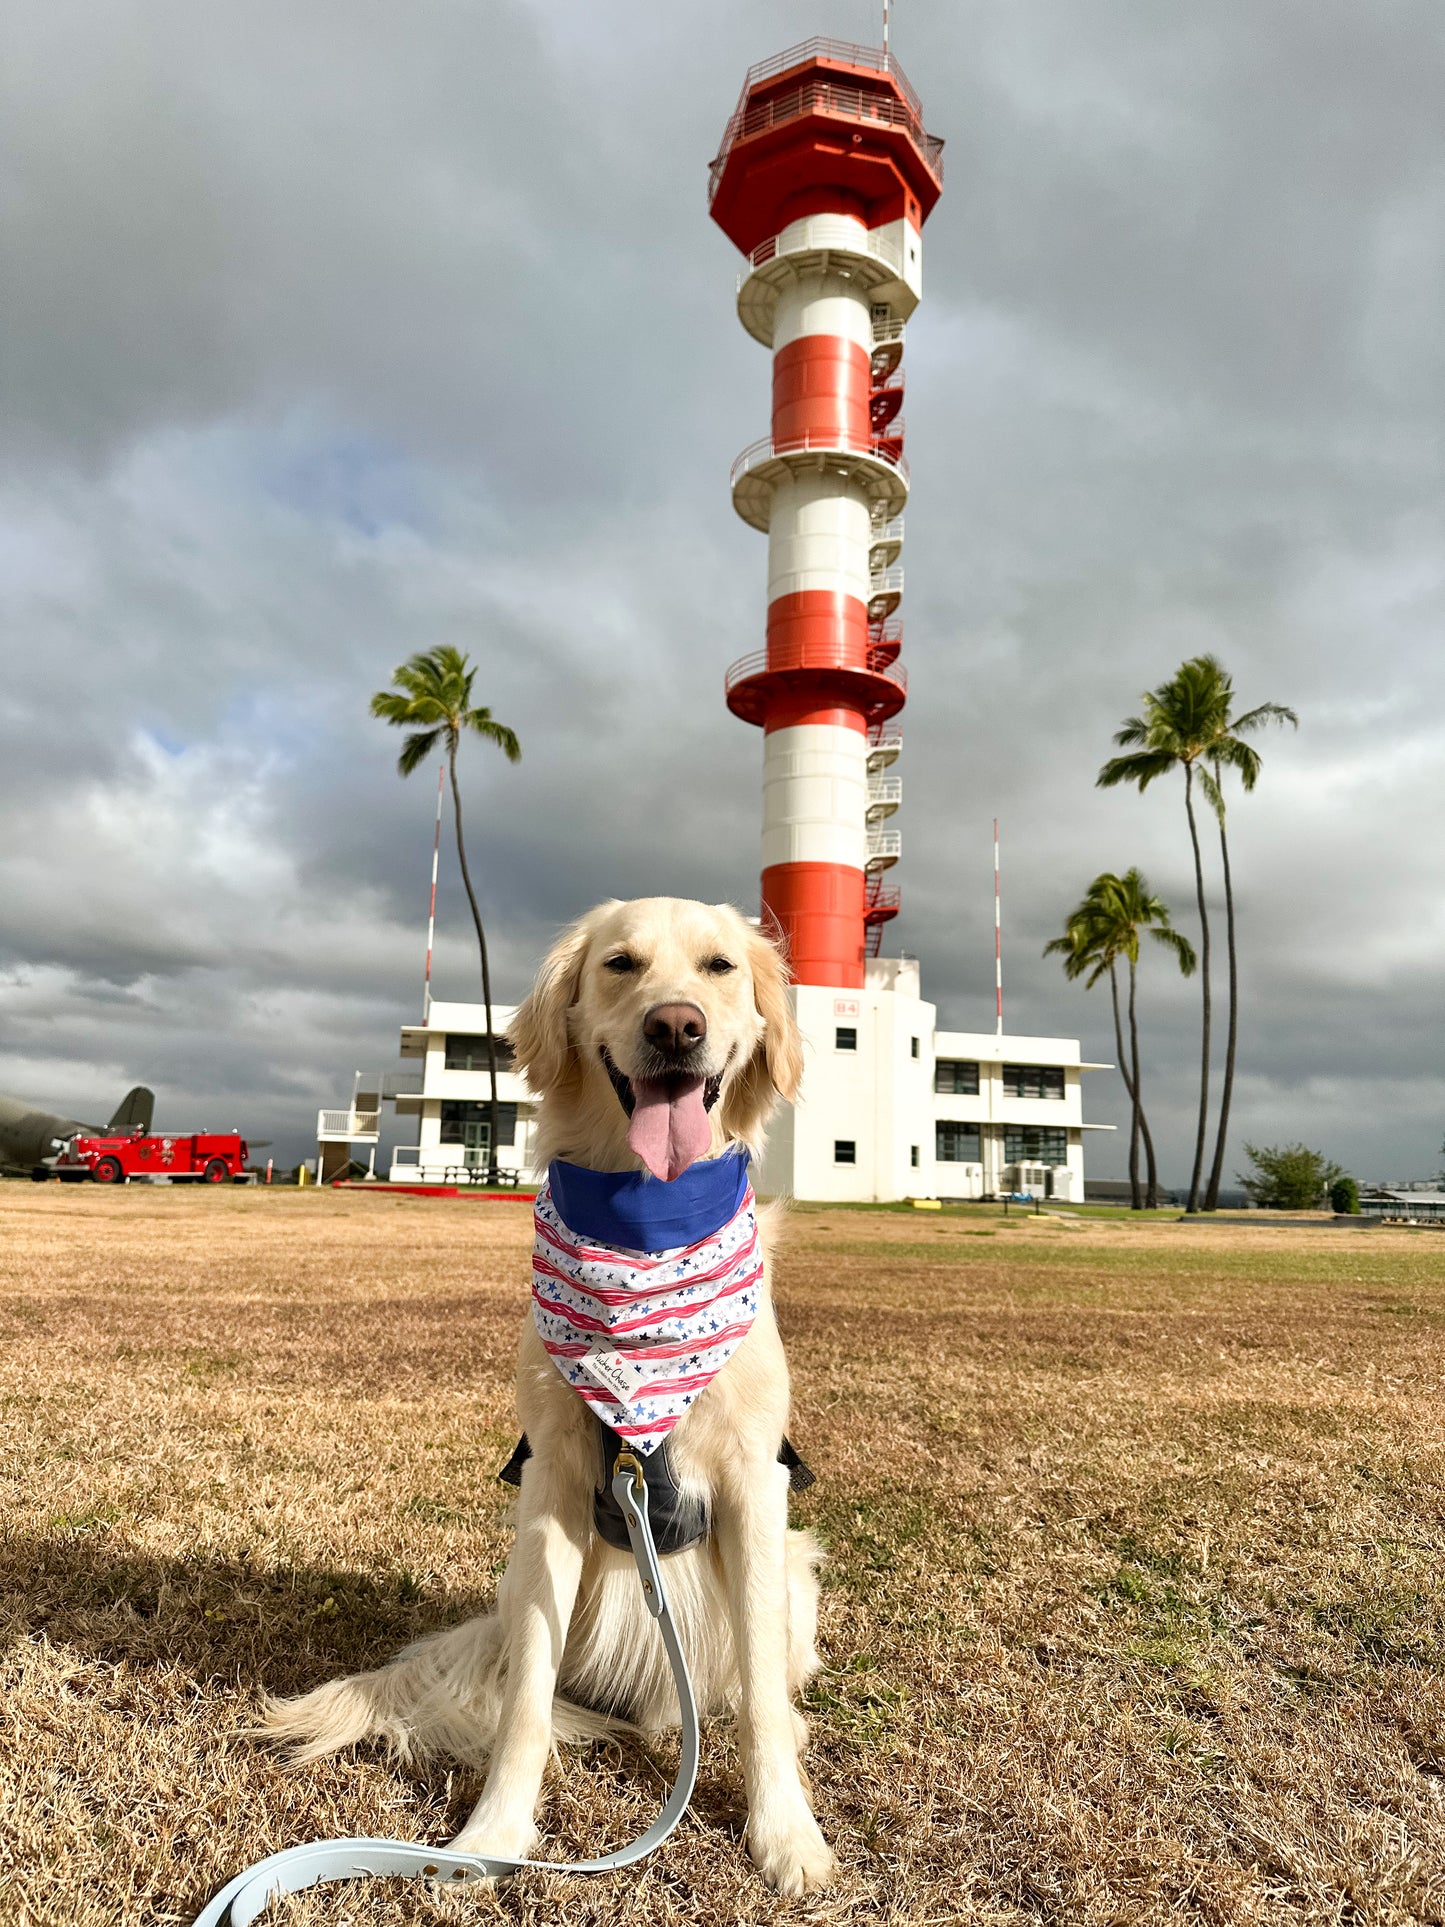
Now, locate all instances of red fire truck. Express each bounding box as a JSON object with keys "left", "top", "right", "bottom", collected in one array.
[{"left": 53, "top": 1128, "right": 250, "bottom": 1184}]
